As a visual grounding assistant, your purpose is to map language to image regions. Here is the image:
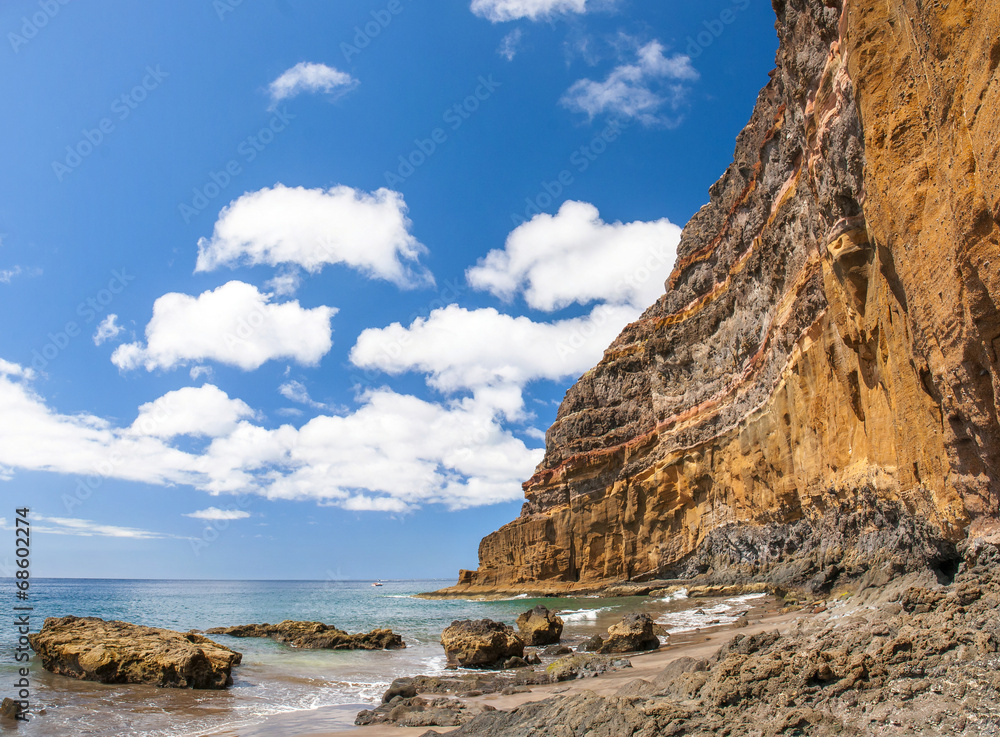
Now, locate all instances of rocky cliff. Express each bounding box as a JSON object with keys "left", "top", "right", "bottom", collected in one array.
[{"left": 445, "top": 0, "right": 1000, "bottom": 595}]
